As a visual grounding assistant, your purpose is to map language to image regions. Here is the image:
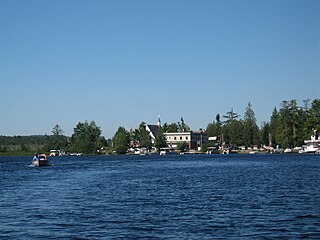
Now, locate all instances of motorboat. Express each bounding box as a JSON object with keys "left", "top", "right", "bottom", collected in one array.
[
  {"left": 159, "top": 148, "right": 176, "bottom": 155},
  {"left": 300, "top": 130, "right": 320, "bottom": 154},
  {"left": 284, "top": 148, "right": 293, "bottom": 154},
  {"left": 49, "top": 149, "right": 61, "bottom": 156},
  {"left": 32, "top": 154, "right": 50, "bottom": 167}
]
